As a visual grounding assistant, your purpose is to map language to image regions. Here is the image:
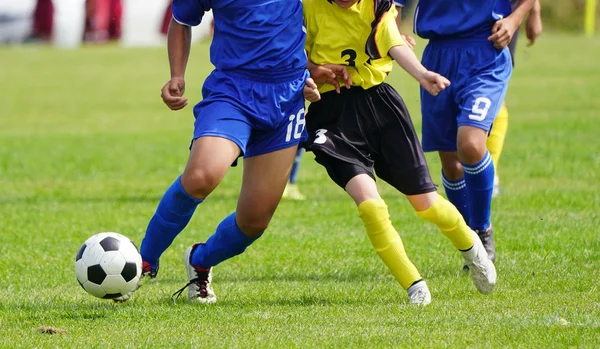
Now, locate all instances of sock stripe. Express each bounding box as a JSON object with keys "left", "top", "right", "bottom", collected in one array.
[
  {"left": 442, "top": 177, "right": 466, "bottom": 190},
  {"left": 441, "top": 173, "right": 467, "bottom": 190},
  {"left": 463, "top": 152, "right": 493, "bottom": 175}
]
